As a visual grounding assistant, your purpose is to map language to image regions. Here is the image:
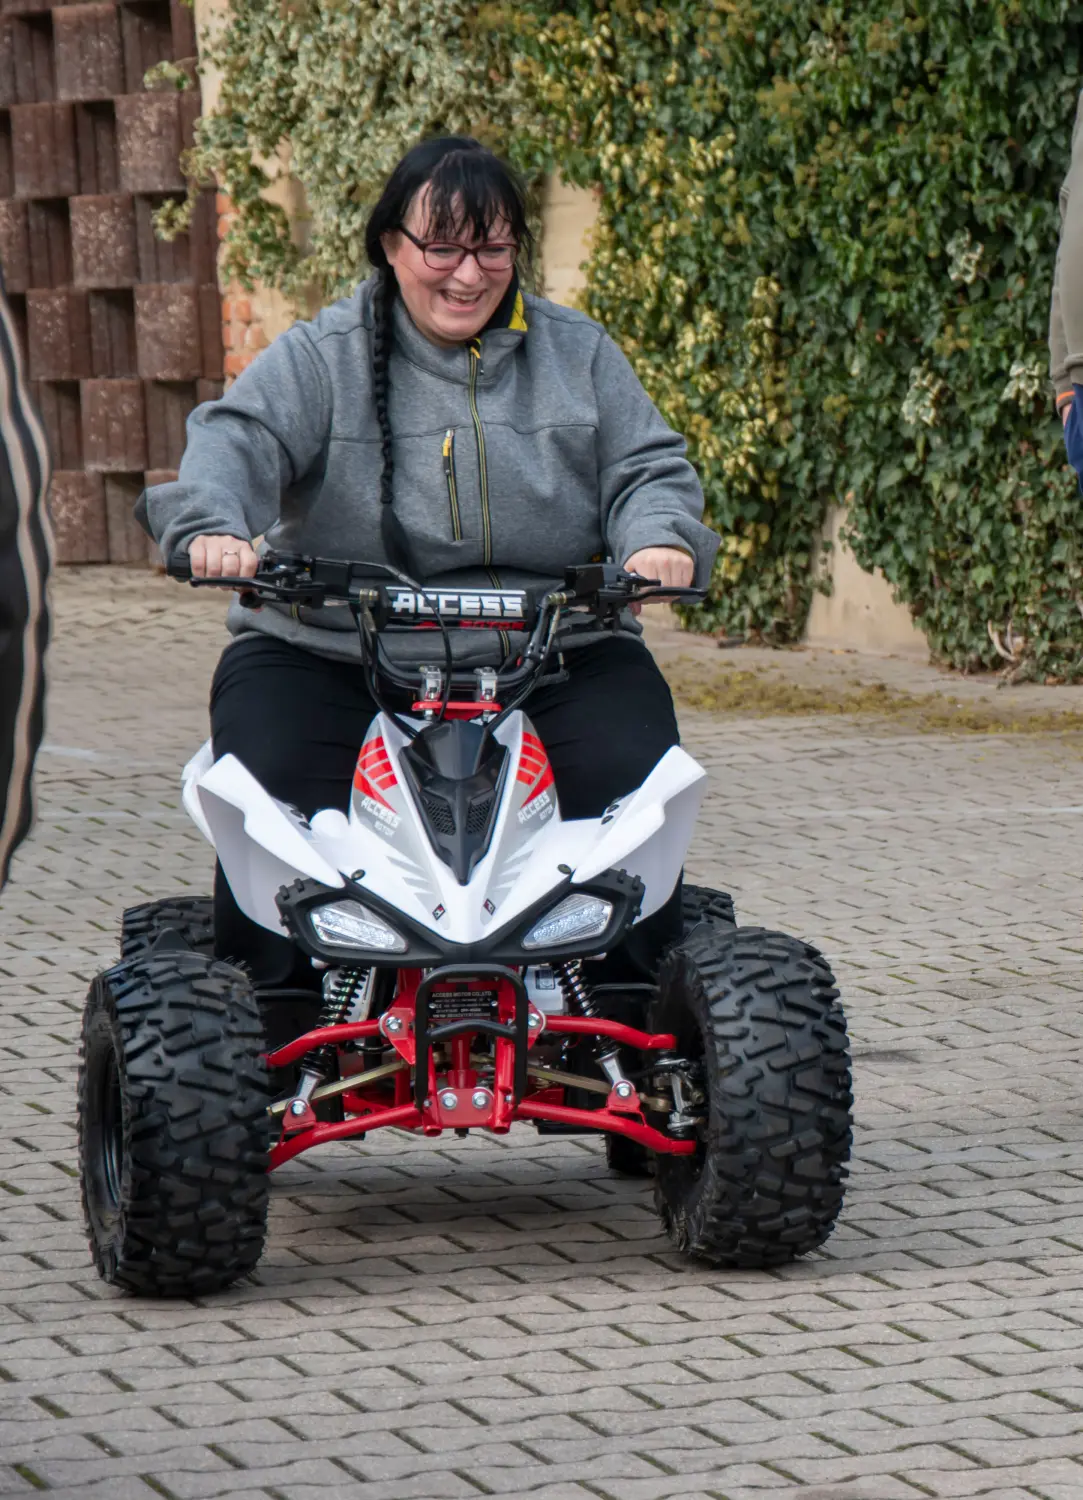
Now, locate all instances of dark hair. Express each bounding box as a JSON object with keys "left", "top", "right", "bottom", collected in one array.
[{"left": 363, "top": 137, "right": 532, "bottom": 570}]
